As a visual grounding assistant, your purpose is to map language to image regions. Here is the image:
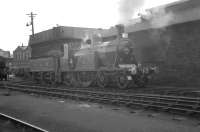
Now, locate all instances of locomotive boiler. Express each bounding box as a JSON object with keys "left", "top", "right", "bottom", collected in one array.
[{"left": 30, "top": 25, "right": 156, "bottom": 89}]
